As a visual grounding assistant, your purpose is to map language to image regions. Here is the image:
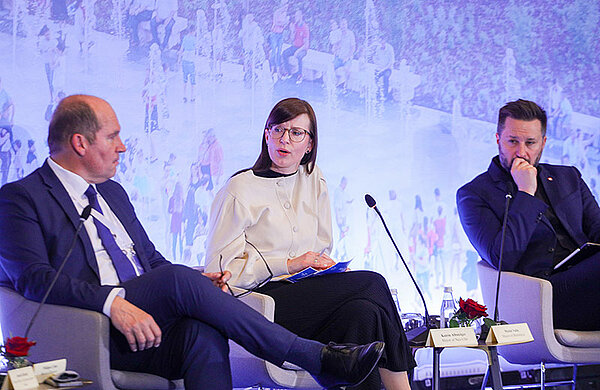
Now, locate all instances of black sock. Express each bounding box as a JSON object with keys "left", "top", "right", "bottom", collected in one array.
[{"left": 284, "top": 336, "right": 323, "bottom": 374}]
